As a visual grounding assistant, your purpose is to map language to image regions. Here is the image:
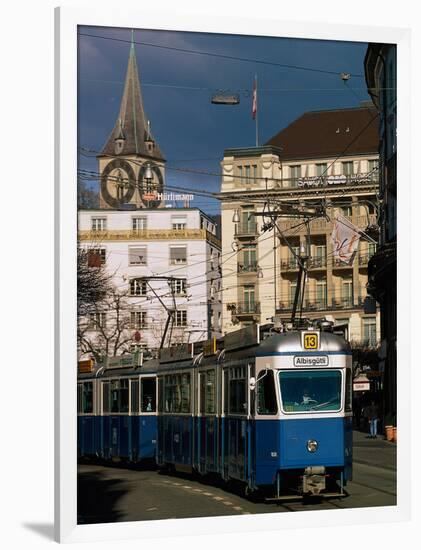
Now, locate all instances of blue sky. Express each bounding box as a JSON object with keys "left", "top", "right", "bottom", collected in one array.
[{"left": 78, "top": 26, "right": 370, "bottom": 214}]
